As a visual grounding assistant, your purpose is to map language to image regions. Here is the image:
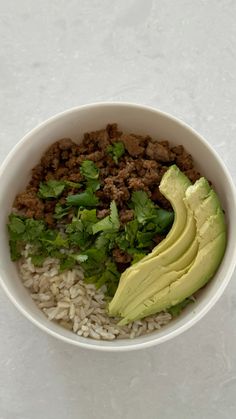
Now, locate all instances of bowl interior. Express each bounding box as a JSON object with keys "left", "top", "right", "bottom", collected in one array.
[{"left": 0, "top": 103, "right": 235, "bottom": 351}]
